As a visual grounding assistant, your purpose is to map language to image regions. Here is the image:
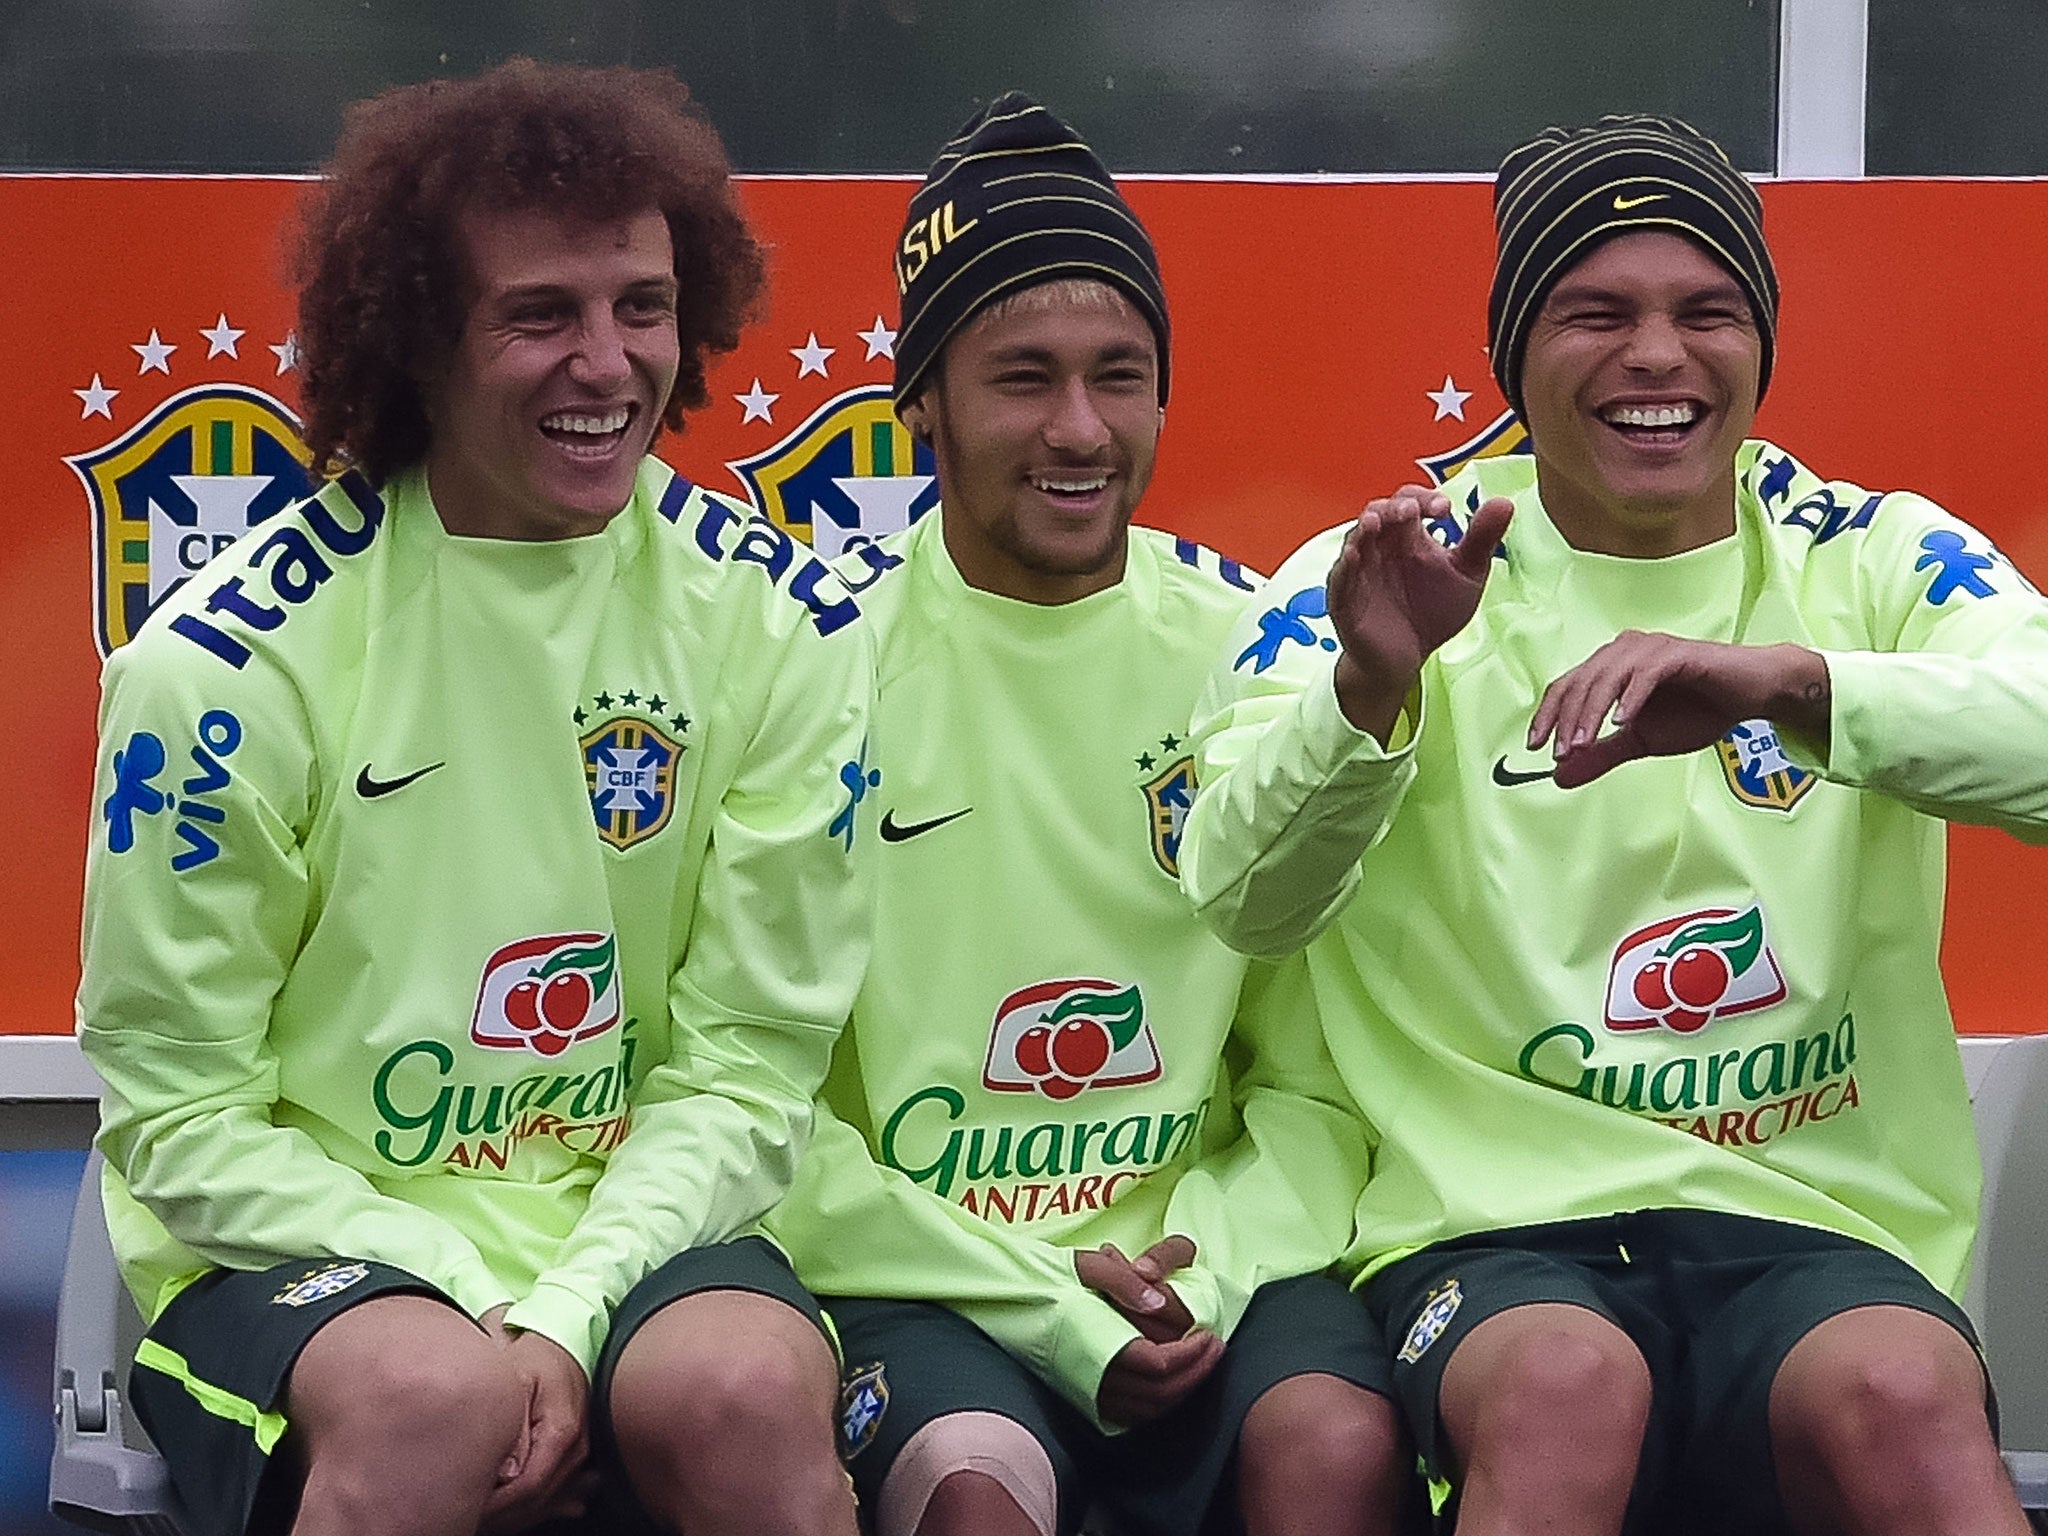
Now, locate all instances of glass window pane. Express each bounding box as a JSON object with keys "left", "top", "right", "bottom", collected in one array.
[
  {"left": 1868, "top": 0, "right": 2048, "bottom": 175},
  {"left": 1, "top": 0, "right": 1779, "bottom": 174}
]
